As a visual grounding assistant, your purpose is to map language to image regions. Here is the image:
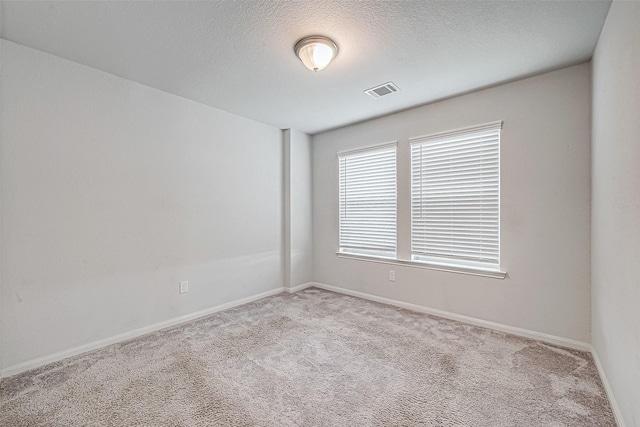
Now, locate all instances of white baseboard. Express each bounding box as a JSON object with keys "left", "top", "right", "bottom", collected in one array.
[
  {"left": 591, "top": 347, "right": 626, "bottom": 427},
  {"left": 285, "top": 282, "right": 315, "bottom": 293},
  {"left": 1, "top": 287, "right": 286, "bottom": 379},
  {"left": 309, "top": 282, "right": 591, "bottom": 352}
]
